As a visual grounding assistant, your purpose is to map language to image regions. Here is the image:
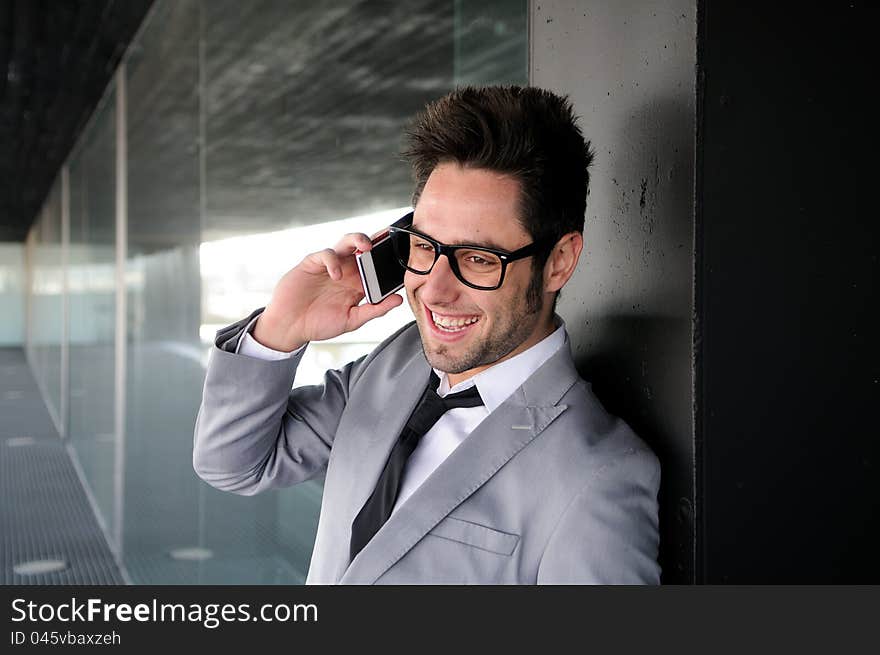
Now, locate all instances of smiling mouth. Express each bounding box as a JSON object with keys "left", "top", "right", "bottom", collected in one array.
[{"left": 429, "top": 309, "right": 480, "bottom": 333}]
